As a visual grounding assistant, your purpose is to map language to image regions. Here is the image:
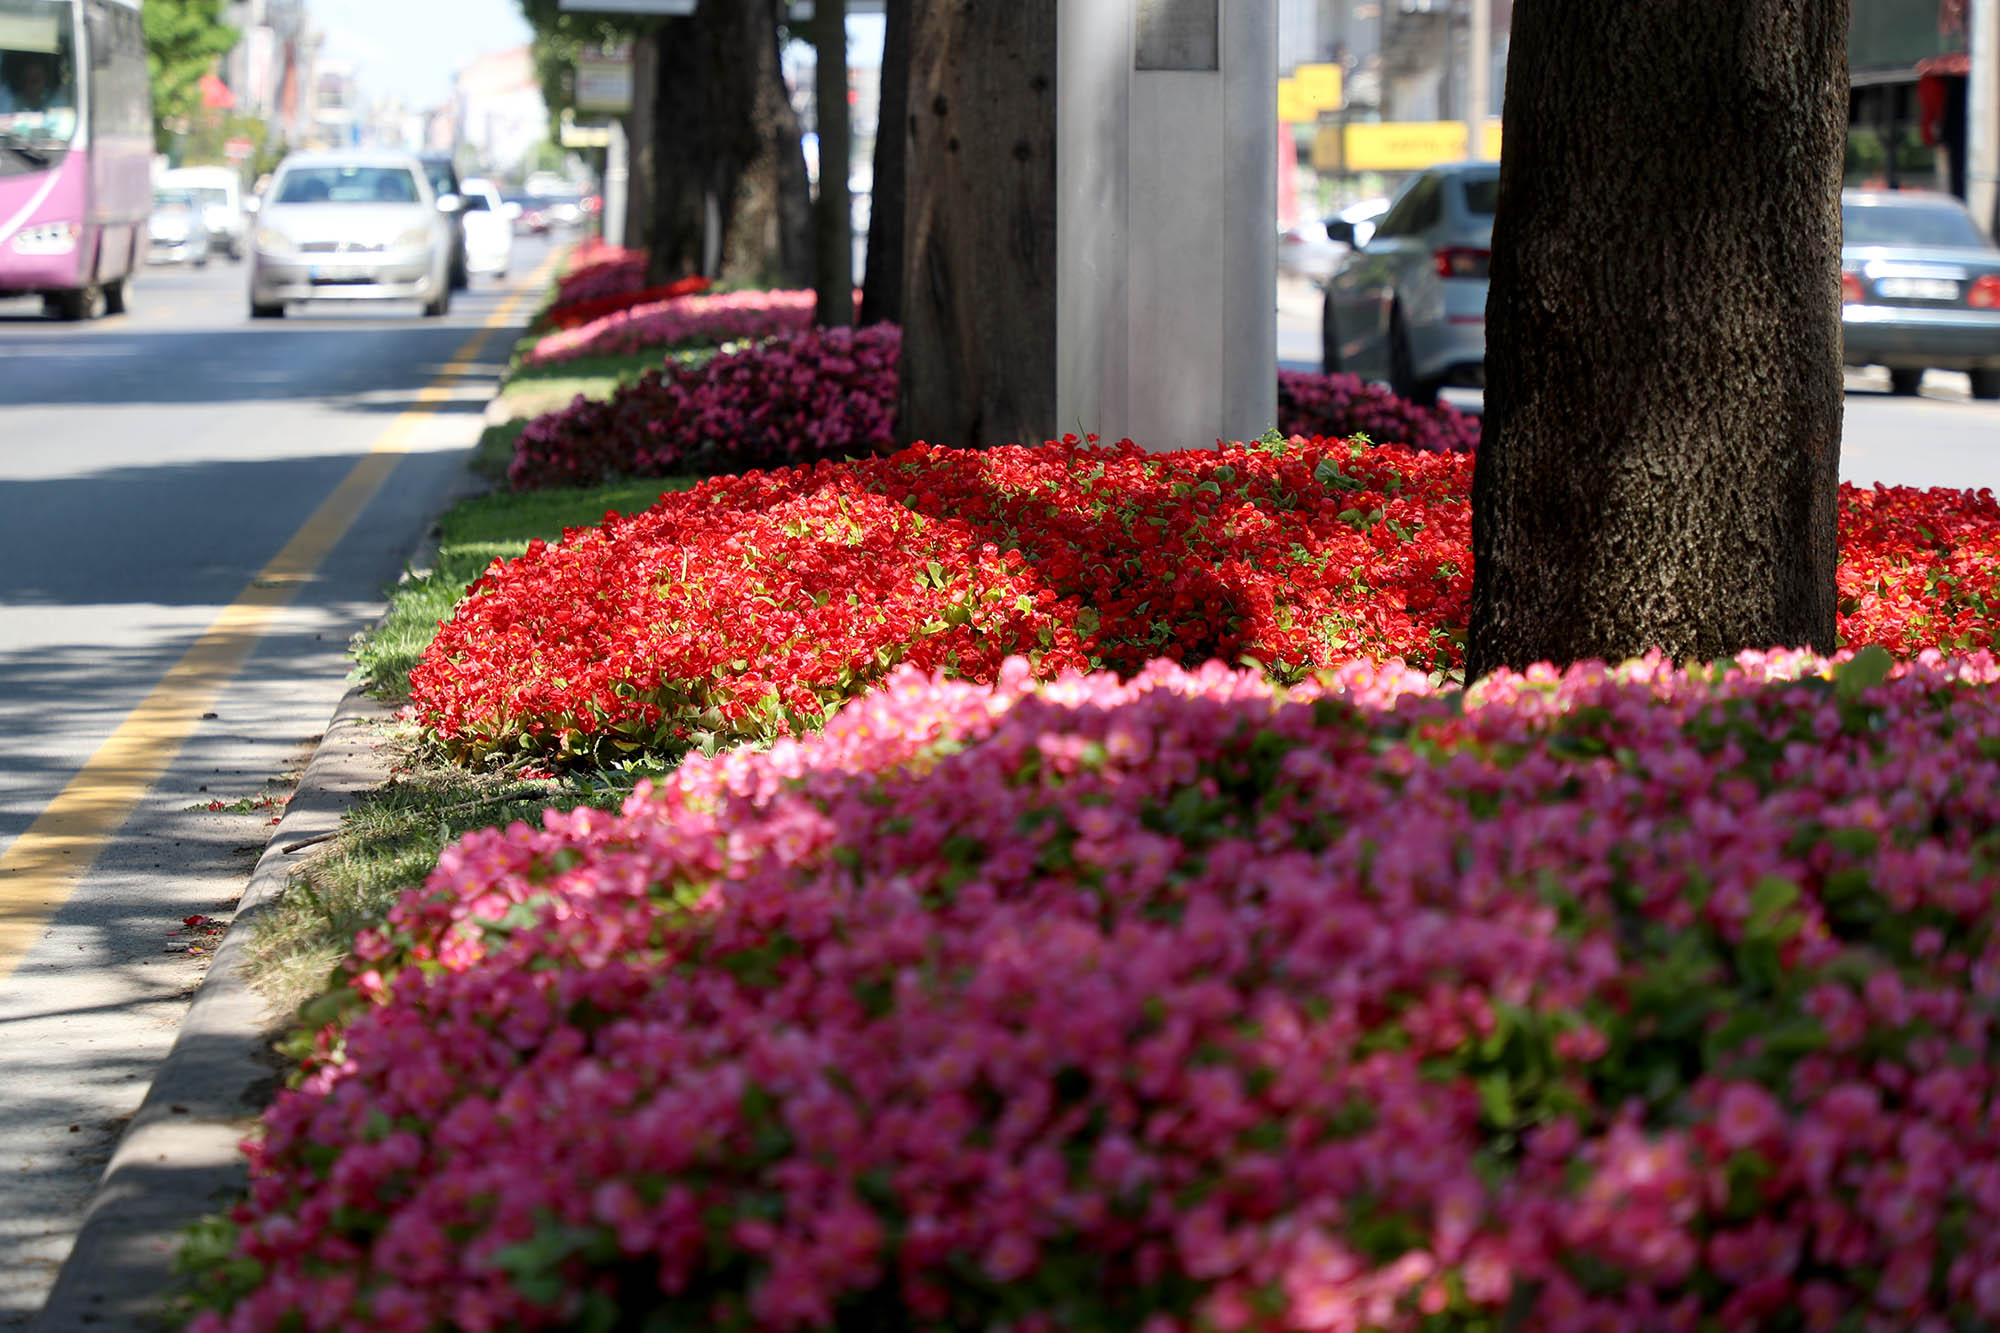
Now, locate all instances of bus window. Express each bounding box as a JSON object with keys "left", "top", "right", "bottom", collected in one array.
[{"left": 0, "top": 0, "right": 80, "bottom": 159}]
